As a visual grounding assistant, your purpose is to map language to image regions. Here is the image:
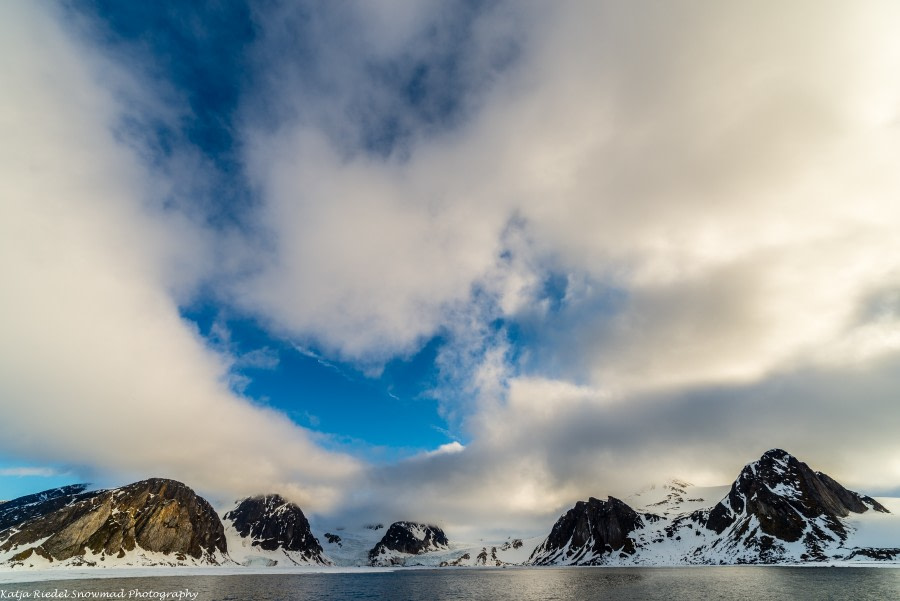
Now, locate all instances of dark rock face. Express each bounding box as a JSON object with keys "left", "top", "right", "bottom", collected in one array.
[
  {"left": 528, "top": 496, "right": 644, "bottom": 565},
  {"left": 501, "top": 538, "right": 523, "bottom": 551},
  {"left": 439, "top": 552, "right": 470, "bottom": 567},
  {"left": 224, "top": 494, "right": 326, "bottom": 564},
  {"left": 0, "top": 484, "right": 95, "bottom": 532},
  {"left": 475, "top": 546, "right": 505, "bottom": 566},
  {"left": 368, "top": 522, "right": 449, "bottom": 565},
  {"left": 0, "top": 478, "right": 226, "bottom": 564},
  {"left": 704, "top": 449, "right": 885, "bottom": 561},
  {"left": 845, "top": 547, "right": 900, "bottom": 561},
  {"left": 324, "top": 532, "right": 342, "bottom": 546}
]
